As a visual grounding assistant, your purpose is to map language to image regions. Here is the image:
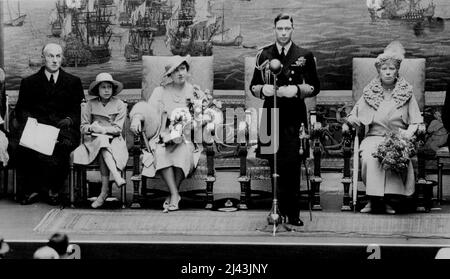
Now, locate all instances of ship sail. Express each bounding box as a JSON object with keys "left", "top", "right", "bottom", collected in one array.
[
  {"left": 211, "top": 3, "right": 243, "bottom": 47},
  {"left": 165, "top": 0, "right": 219, "bottom": 56},
  {"left": 57, "top": 0, "right": 113, "bottom": 67},
  {"left": 4, "top": 0, "right": 26, "bottom": 27}
]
